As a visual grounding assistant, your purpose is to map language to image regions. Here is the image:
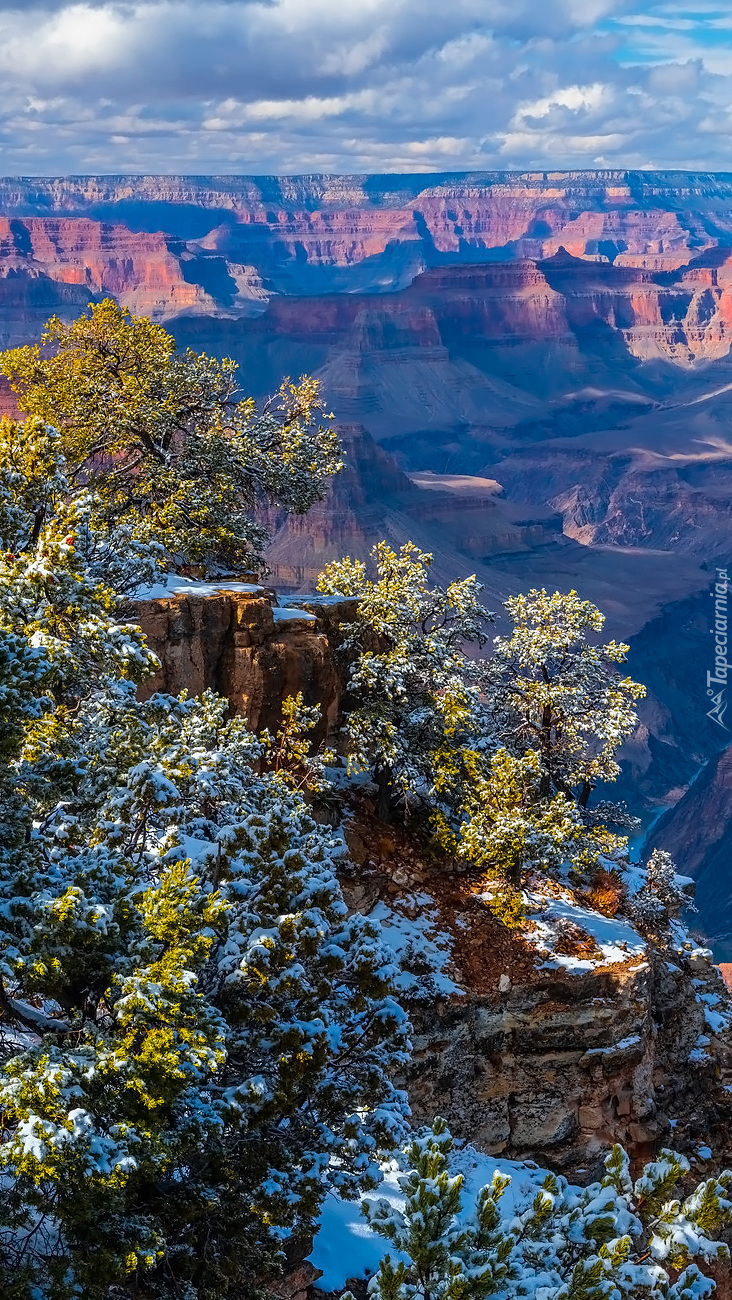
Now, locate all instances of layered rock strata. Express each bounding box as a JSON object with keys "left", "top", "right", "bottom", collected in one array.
[
  {"left": 341, "top": 842, "right": 732, "bottom": 1174},
  {"left": 130, "top": 587, "right": 350, "bottom": 741}
]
